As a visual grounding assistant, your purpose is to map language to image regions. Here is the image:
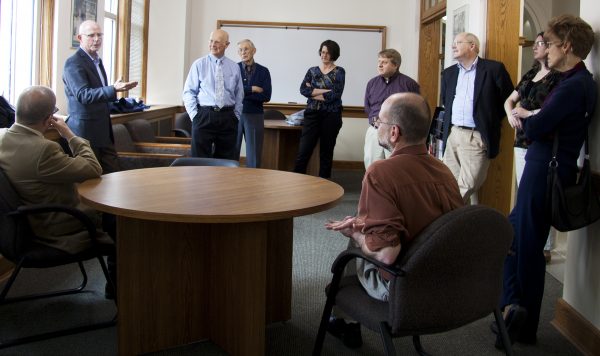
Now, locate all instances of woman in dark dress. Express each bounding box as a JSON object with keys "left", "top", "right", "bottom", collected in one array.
[
  {"left": 498, "top": 15, "right": 597, "bottom": 347},
  {"left": 504, "top": 32, "right": 561, "bottom": 263},
  {"left": 294, "top": 40, "right": 345, "bottom": 179}
]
